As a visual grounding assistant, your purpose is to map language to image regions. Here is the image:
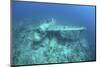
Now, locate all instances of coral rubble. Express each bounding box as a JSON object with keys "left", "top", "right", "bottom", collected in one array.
[{"left": 12, "top": 18, "right": 91, "bottom": 65}]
